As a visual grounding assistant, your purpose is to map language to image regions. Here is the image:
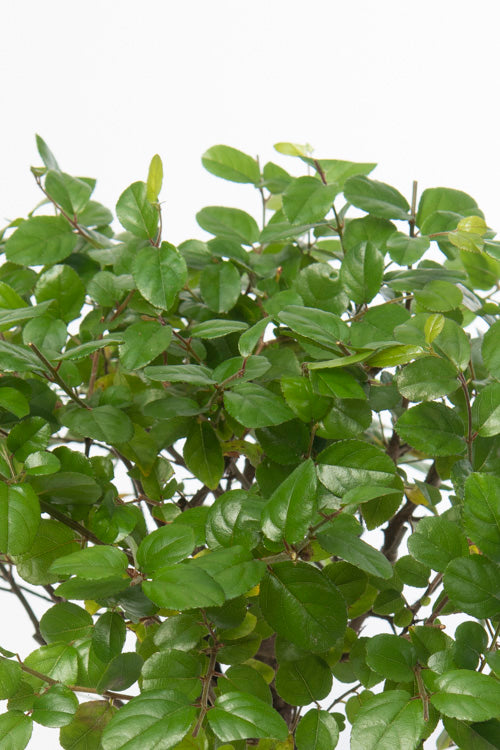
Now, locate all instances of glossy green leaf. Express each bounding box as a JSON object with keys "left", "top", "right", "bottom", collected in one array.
[
  {"left": 275, "top": 656, "right": 332, "bottom": 705},
  {"left": 311, "top": 369, "right": 366, "bottom": 400},
  {"left": 431, "top": 670, "right": 500, "bottom": 721},
  {"left": 60, "top": 405, "right": 134, "bottom": 444},
  {"left": 137, "top": 524, "right": 195, "bottom": 575},
  {"left": 144, "top": 364, "right": 215, "bottom": 385},
  {"left": 5, "top": 216, "right": 77, "bottom": 265},
  {"left": 408, "top": 516, "right": 468, "bottom": 572},
  {"left": 0, "top": 483, "right": 40, "bottom": 555},
  {"left": 261, "top": 459, "right": 317, "bottom": 544},
  {"left": 238, "top": 318, "right": 269, "bottom": 357},
  {"left": 49, "top": 545, "right": 129, "bottom": 580},
  {"left": 154, "top": 615, "right": 205, "bottom": 652},
  {"left": 416, "top": 187, "right": 479, "bottom": 228},
  {"left": 414, "top": 280, "right": 463, "bottom": 311},
  {"left": 14, "top": 519, "right": 80, "bottom": 585},
  {"left": 190, "top": 546, "right": 265, "bottom": 600},
  {"left": 0, "top": 657, "right": 22, "bottom": 699},
  {"left": 351, "top": 691, "right": 427, "bottom": 750},
  {"left": 24, "top": 450, "right": 61, "bottom": 475},
  {"left": 396, "top": 402, "right": 465, "bottom": 456},
  {"left": 260, "top": 561, "right": 347, "bottom": 652},
  {"left": 316, "top": 439, "right": 399, "bottom": 498},
  {"left": 0, "top": 300, "right": 55, "bottom": 332},
  {"left": 35, "top": 264, "right": 85, "bottom": 322},
  {"left": 443, "top": 717, "right": 500, "bottom": 750},
  {"left": 472, "top": 382, "right": 500, "bottom": 437},
  {"left": 344, "top": 176, "right": 410, "bottom": 220},
  {"left": 200, "top": 260, "right": 241, "bottom": 313},
  {"left": 101, "top": 689, "right": 196, "bottom": 749},
  {"left": 116, "top": 181, "right": 158, "bottom": 240},
  {"left": 132, "top": 242, "right": 187, "bottom": 310},
  {"left": 365, "top": 634, "right": 417, "bottom": 682},
  {"left": 341, "top": 242, "right": 384, "bottom": 304},
  {"left": 92, "top": 611, "right": 126, "bottom": 663},
  {"left": 24, "top": 643, "right": 79, "bottom": 689},
  {"left": 36, "top": 134, "right": 60, "bottom": 170},
  {"left": 367, "top": 345, "right": 426, "bottom": 368},
  {"left": 387, "top": 232, "right": 430, "bottom": 265},
  {"left": 202, "top": 145, "right": 260, "bottom": 185},
  {"left": 433, "top": 317, "right": 471, "bottom": 370},
  {"left": 0, "top": 340, "right": 47, "bottom": 373},
  {"left": 396, "top": 356, "right": 458, "bottom": 401},
  {"left": 45, "top": 171, "right": 93, "bottom": 215},
  {"left": 295, "top": 709, "right": 339, "bottom": 750},
  {"left": 32, "top": 684, "right": 79, "bottom": 727},
  {"left": 224, "top": 383, "right": 294, "bottom": 428},
  {"left": 196, "top": 206, "right": 259, "bottom": 245},
  {"left": 143, "top": 565, "right": 225, "bottom": 609},
  {"left": 190, "top": 319, "right": 248, "bottom": 339},
  {"left": 119, "top": 320, "right": 172, "bottom": 370},
  {"left": 208, "top": 691, "right": 288, "bottom": 742},
  {"left": 482, "top": 320, "right": 500, "bottom": 379},
  {"left": 281, "top": 376, "right": 330, "bottom": 423},
  {"left": 40, "top": 602, "right": 93, "bottom": 643},
  {"left": 277, "top": 305, "right": 348, "bottom": 350},
  {"left": 141, "top": 650, "right": 201, "bottom": 698},
  {"left": 317, "top": 523, "right": 392, "bottom": 579},
  {"left": 7, "top": 416, "right": 52, "bottom": 461},
  {"left": 60, "top": 700, "right": 115, "bottom": 750},
  {"left": 183, "top": 421, "right": 224, "bottom": 490},
  {"left": 0, "top": 711, "right": 32, "bottom": 750},
  {"left": 463, "top": 473, "right": 500, "bottom": 561},
  {"left": 444, "top": 555, "right": 500, "bottom": 618},
  {"left": 206, "top": 490, "right": 262, "bottom": 550},
  {"left": 282, "top": 176, "right": 337, "bottom": 225}
]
